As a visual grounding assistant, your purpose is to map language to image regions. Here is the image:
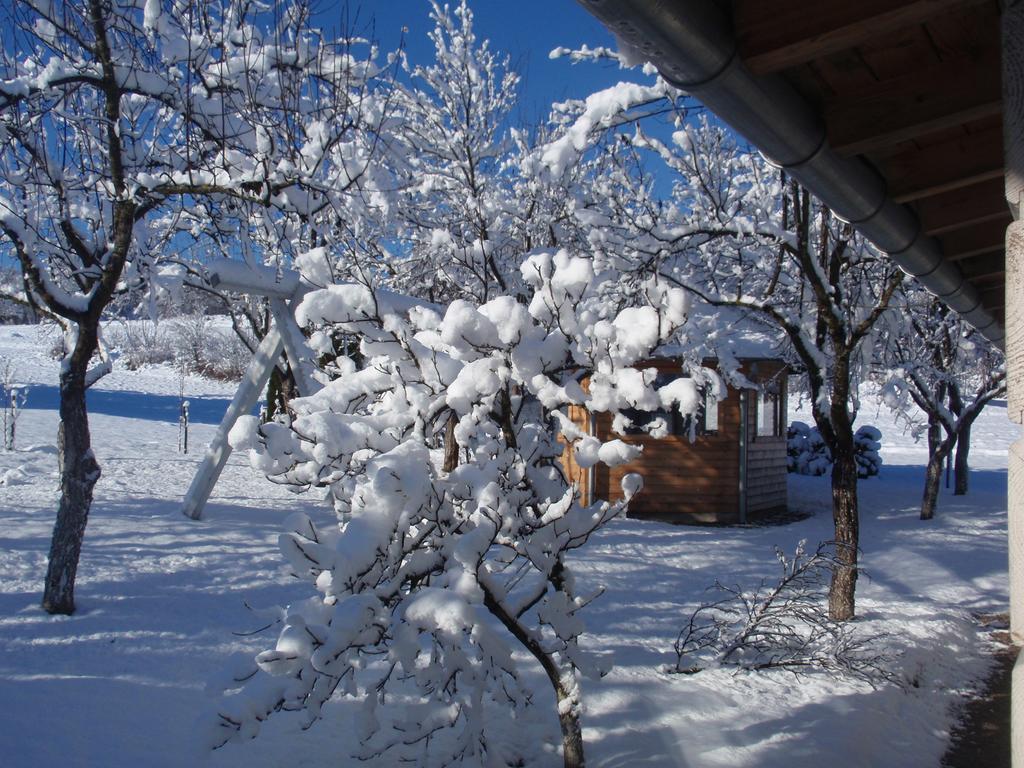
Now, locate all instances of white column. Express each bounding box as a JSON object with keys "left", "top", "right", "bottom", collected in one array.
[
  {"left": 1010, "top": 221, "right": 1024, "bottom": 642},
  {"left": 1011, "top": 220, "right": 1024, "bottom": 768},
  {"left": 1003, "top": 2, "right": 1024, "bottom": 765}
]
